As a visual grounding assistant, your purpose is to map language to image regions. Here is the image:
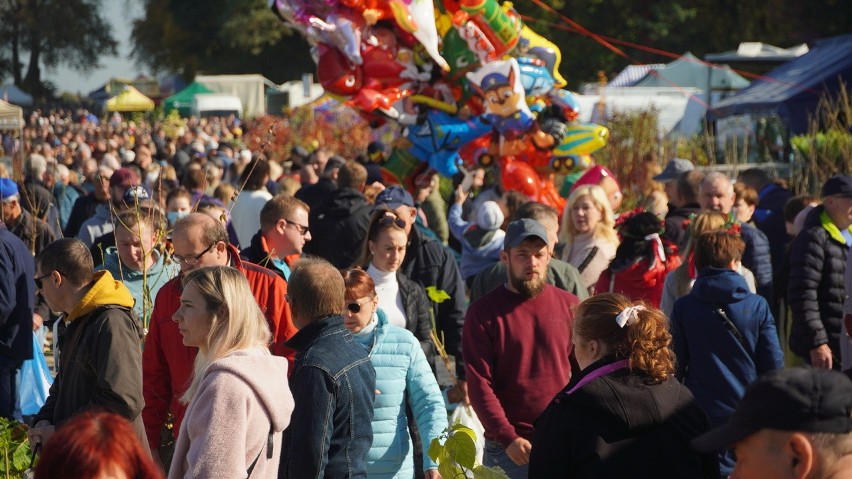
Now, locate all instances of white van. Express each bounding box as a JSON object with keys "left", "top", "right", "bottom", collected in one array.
[{"left": 191, "top": 93, "right": 243, "bottom": 118}]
